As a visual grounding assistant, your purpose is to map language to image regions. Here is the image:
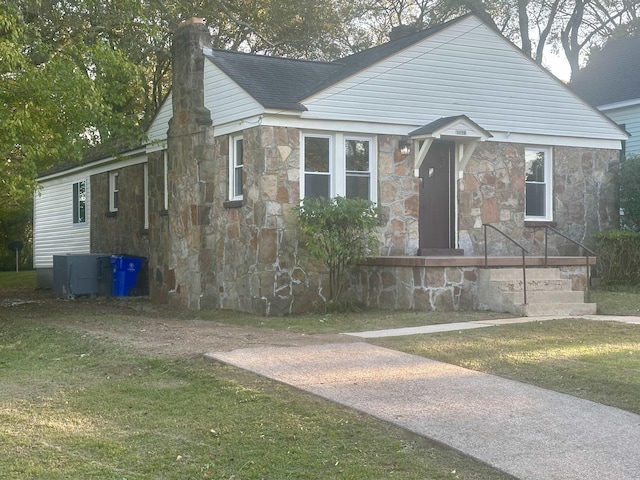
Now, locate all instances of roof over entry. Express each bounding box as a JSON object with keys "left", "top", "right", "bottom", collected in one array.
[{"left": 409, "top": 115, "right": 492, "bottom": 176}]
